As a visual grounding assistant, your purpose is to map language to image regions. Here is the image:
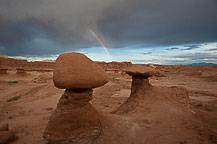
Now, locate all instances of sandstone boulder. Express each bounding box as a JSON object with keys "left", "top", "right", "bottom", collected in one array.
[
  {"left": 124, "top": 64, "right": 158, "bottom": 77},
  {"left": 53, "top": 53, "right": 109, "bottom": 89}
]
